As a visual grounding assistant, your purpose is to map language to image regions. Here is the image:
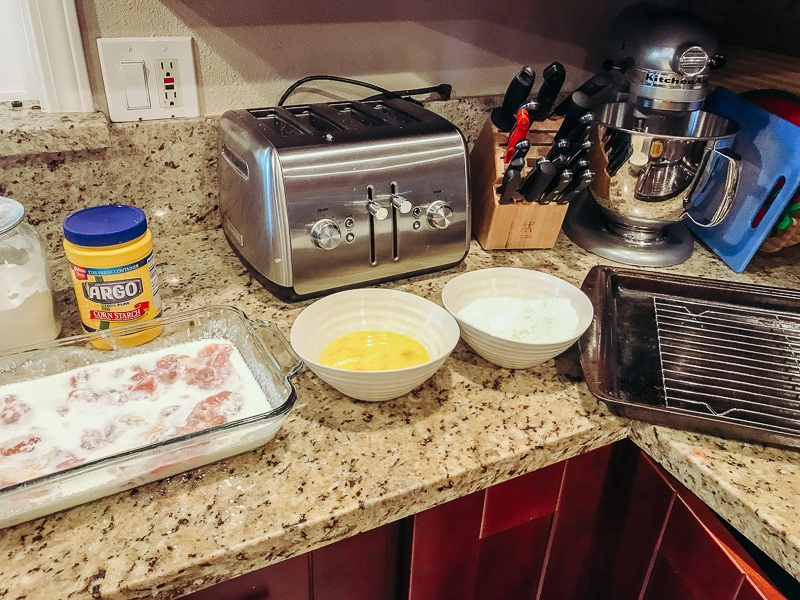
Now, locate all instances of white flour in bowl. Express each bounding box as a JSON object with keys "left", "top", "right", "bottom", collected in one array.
[{"left": 457, "top": 296, "right": 579, "bottom": 343}]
